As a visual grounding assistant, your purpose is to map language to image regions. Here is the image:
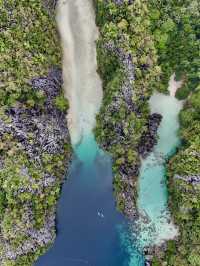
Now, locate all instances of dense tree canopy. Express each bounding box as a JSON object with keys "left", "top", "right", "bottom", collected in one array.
[
  {"left": 94, "top": 0, "right": 200, "bottom": 265},
  {"left": 0, "top": 1, "right": 71, "bottom": 265}
]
